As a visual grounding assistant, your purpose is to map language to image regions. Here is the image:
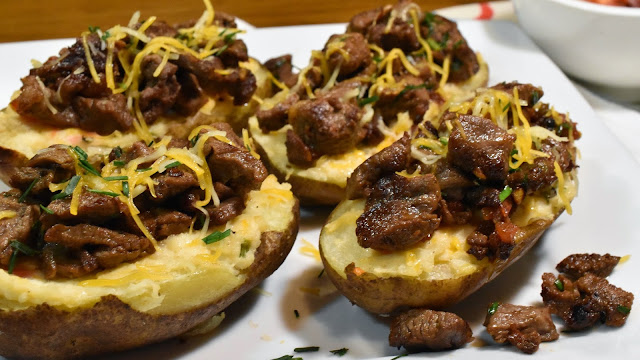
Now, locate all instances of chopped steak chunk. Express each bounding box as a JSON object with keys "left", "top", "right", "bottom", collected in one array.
[
  {"left": 556, "top": 253, "right": 620, "bottom": 279},
  {"left": 389, "top": 308, "right": 473, "bottom": 351},
  {"left": 484, "top": 303, "right": 558, "bottom": 354}
]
